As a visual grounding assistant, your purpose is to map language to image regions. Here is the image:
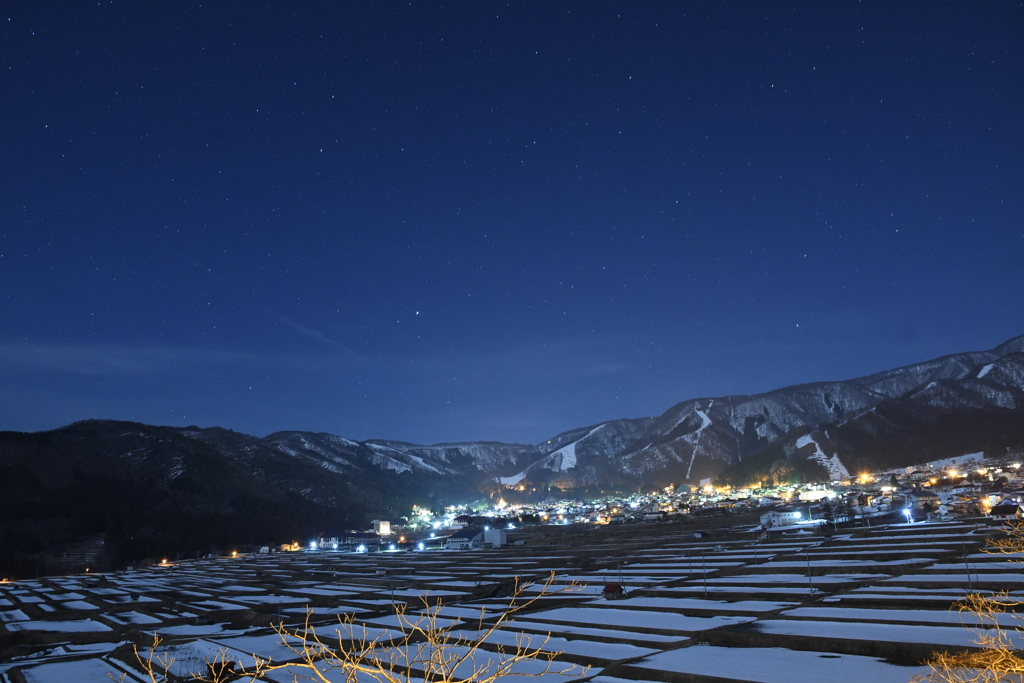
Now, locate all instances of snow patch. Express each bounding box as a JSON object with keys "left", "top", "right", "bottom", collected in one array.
[
  {"left": 795, "top": 434, "right": 849, "bottom": 481},
  {"left": 927, "top": 452, "right": 984, "bottom": 469},
  {"left": 549, "top": 442, "right": 577, "bottom": 471},
  {"left": 978, "top": 363, "right": 994, "bottom": 378},
  {"left": 685, "top": 401, "right": 713, "bottom": 478},
  {"left": 497, "top": 471, "right": 527, "bottom": 486},
  {"left": 543, "top": 423, "right": 607, "bottom": 472},
  {"left": 695, "top": 408, "right": 712, "bottom": 434}
]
